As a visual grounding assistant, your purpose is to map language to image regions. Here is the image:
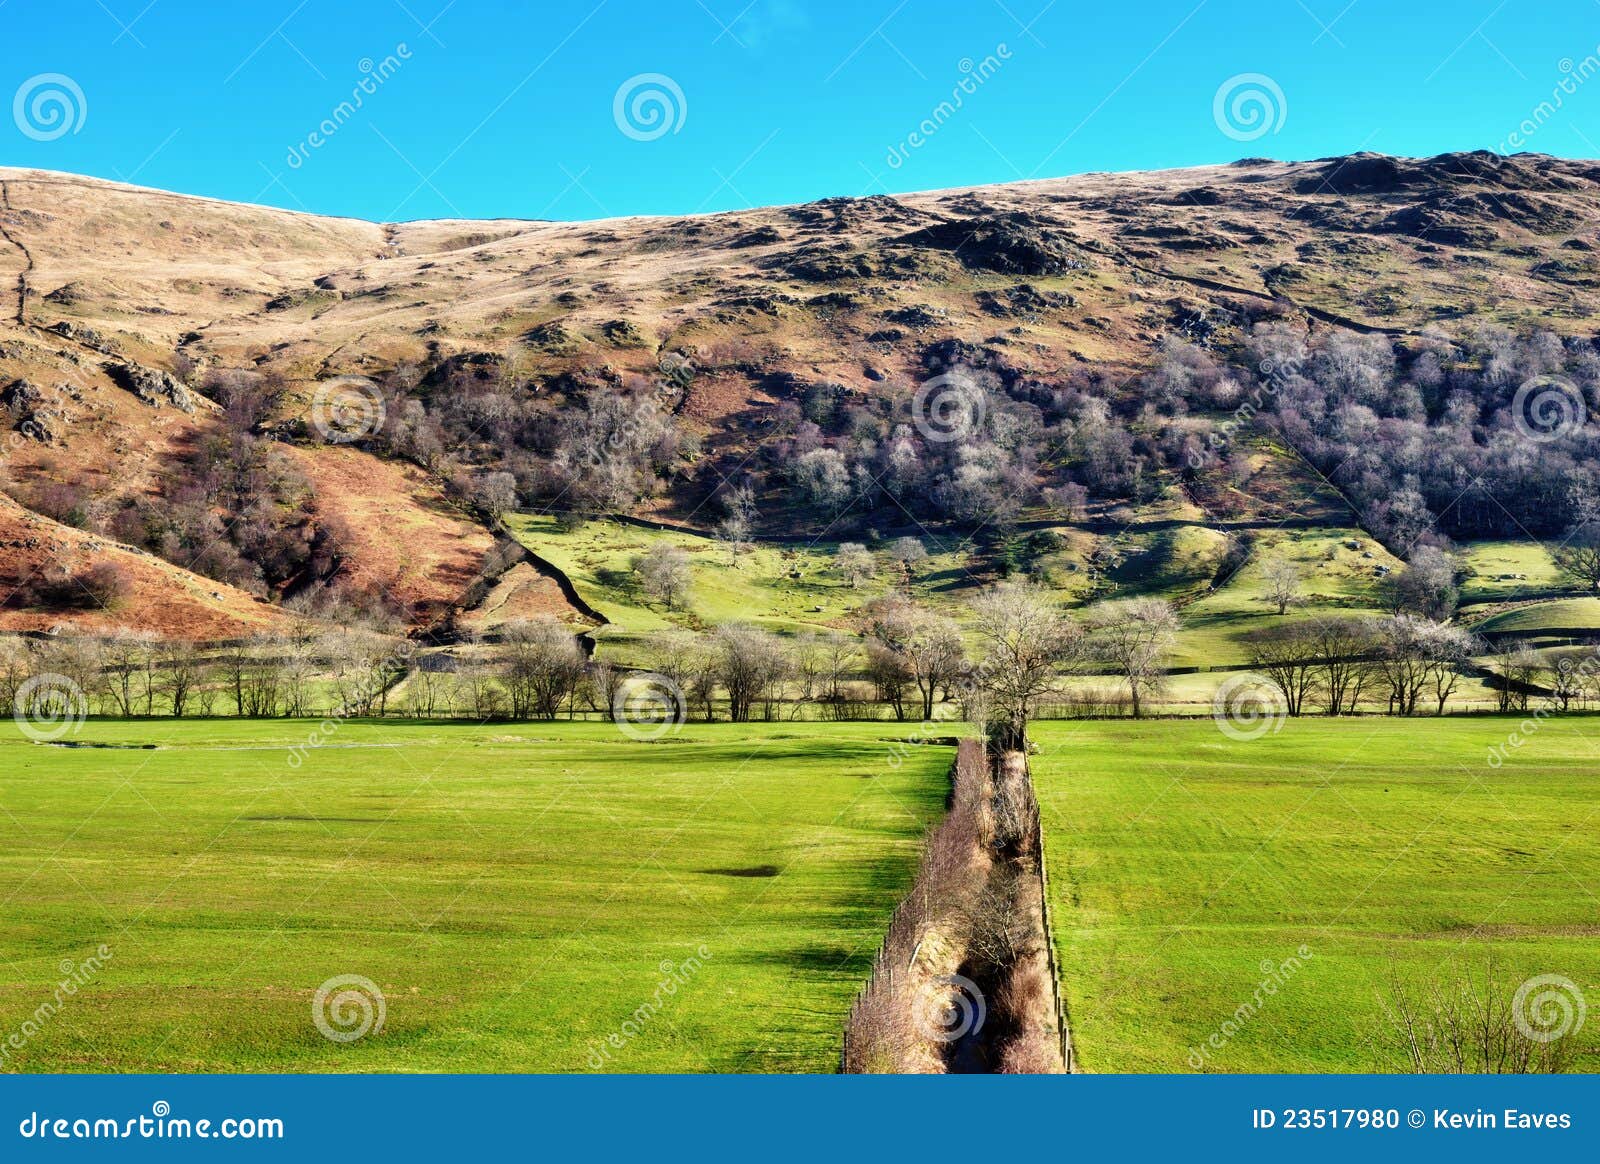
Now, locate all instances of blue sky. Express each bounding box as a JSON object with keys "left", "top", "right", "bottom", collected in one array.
[{"left": 3, "top": 0, "right": 1598, "bottom": 222}]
